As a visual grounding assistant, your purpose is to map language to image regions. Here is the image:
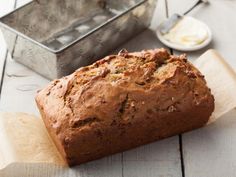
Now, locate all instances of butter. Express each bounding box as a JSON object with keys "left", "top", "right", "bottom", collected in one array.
[{"left": 163, "top": 16, "right": 209, "bottom": 47}]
